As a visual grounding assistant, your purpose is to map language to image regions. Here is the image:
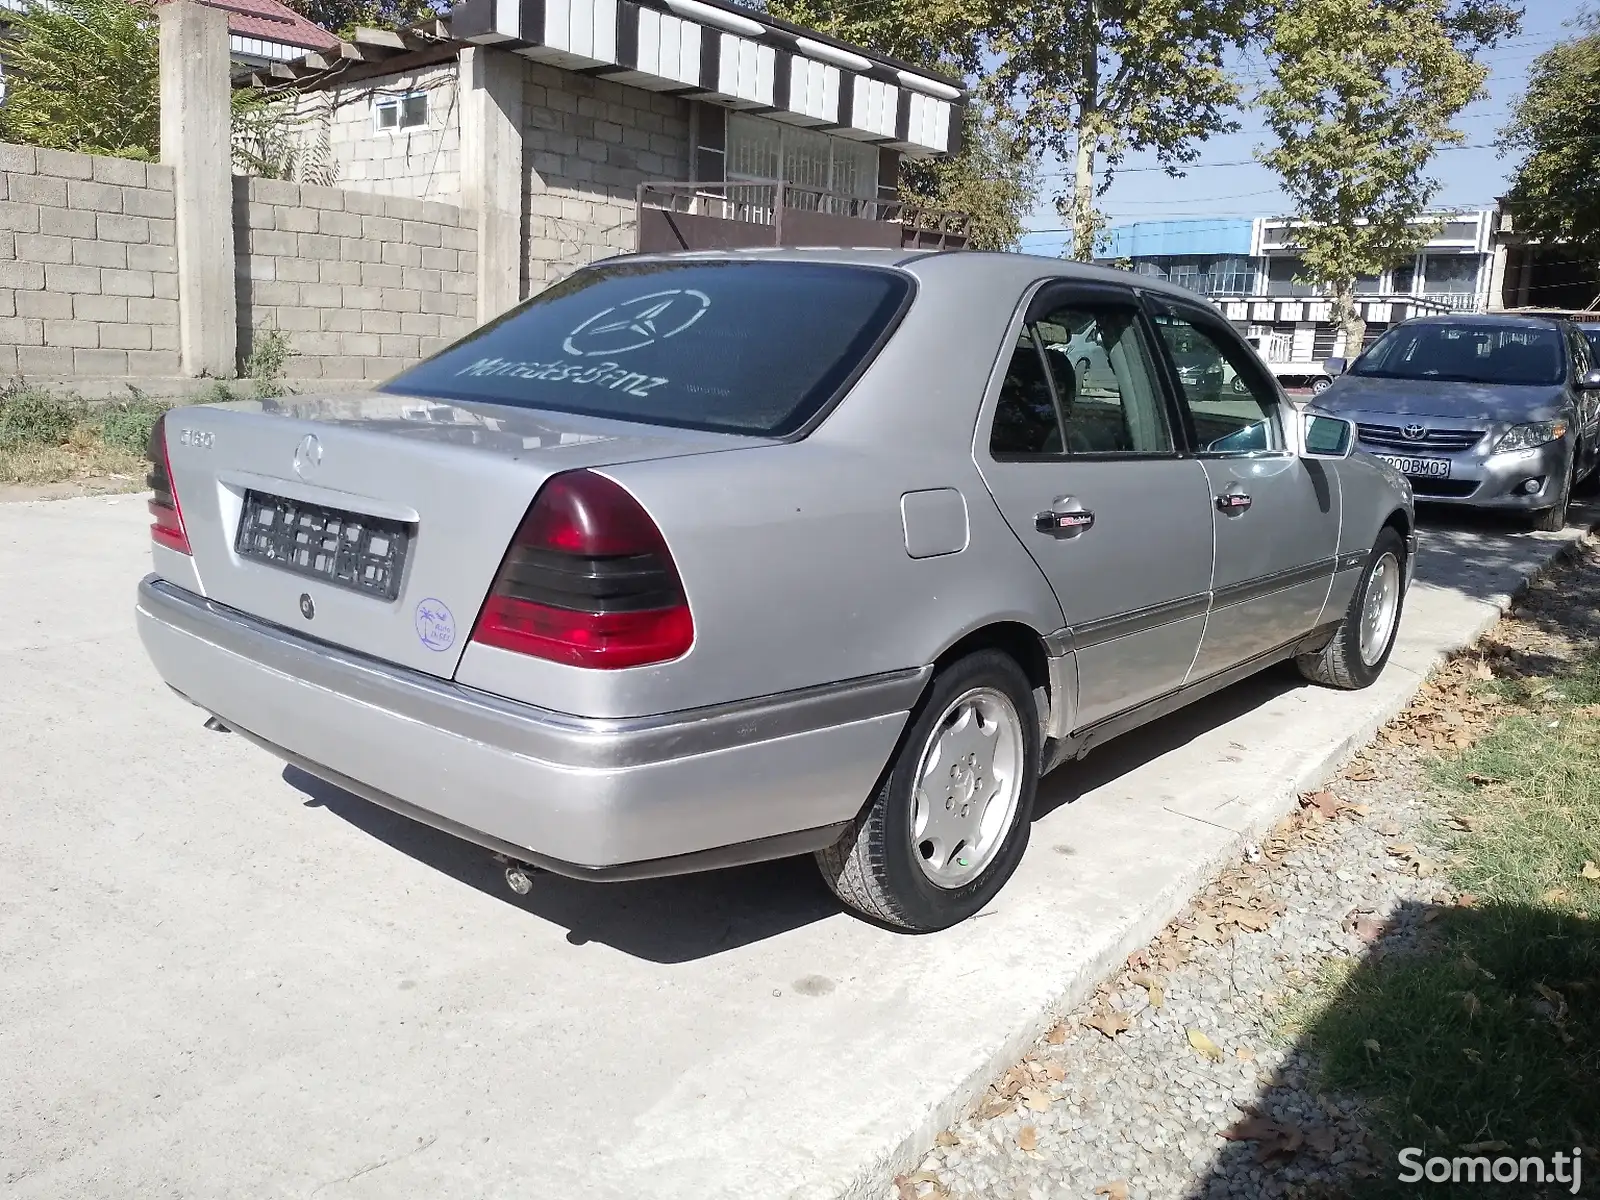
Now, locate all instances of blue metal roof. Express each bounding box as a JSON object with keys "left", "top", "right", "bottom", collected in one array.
[{"left": 1098, "top": 218, "right": 1254, "bottom": 259}]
